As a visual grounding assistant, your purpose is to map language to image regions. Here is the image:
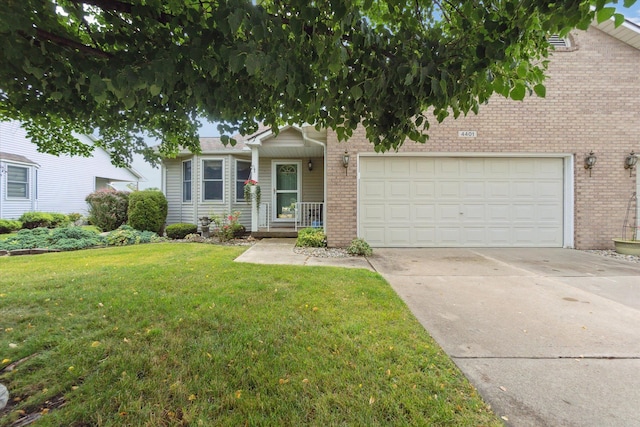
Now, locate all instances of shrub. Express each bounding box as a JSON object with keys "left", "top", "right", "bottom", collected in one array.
[
  {"left": 347, "top": 238, "right": 373, "bottom": 256},
  {"left": 0, "top": 219, "right": 22, "bottom": 234},
  {"left": 0, "top": 227, "right": 104, "bottom": 251},
  {"left": 166, "top": 223, "right": 198, "bottom": 239},
  {"left": 18, "top": 211, "right": 55, "bottom": 229},
  {"left": 67, "top": 212, "right": 84, "bottom": 225},
  {"left": 85, "top": 189, "right": 130, "bottom": 231},
  {"left": 211, "top": 211, "right": 244, "bottom": 242},
  {"left": 127, "top": 190, "right": 168, "bottom": 234},
  {"left": 50, "top": 213, "right": 70, "bottom": 228},
  {"left": 296, "top": 227, "right": 327, "bottom": 248},
  {"left": 105, "top": 225, "right": 161, "bottom": 246}
]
